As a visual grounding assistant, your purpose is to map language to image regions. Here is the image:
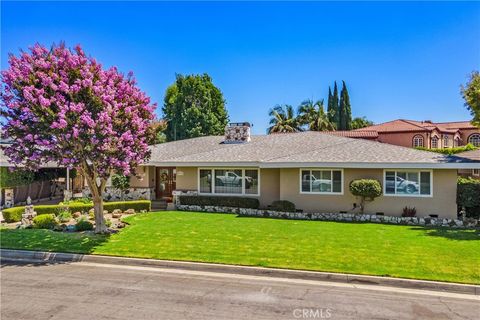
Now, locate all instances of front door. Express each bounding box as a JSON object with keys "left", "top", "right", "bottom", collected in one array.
[{"left": 156, "top": 167, "right": 176, "bottom": 201}]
